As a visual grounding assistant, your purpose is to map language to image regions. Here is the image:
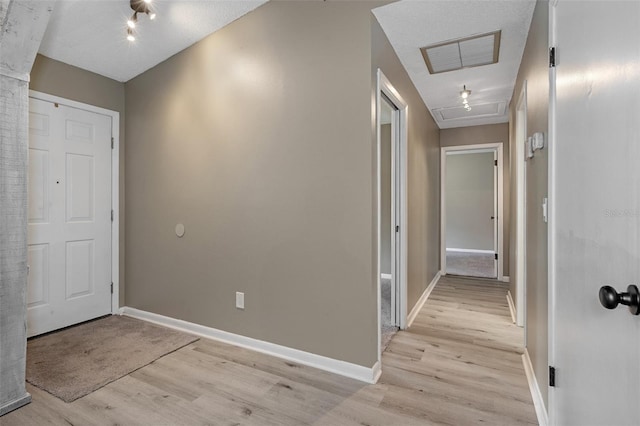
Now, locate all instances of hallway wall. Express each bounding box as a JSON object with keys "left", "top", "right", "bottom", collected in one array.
[
  {"left": 125, "top": 1, "right": 391, "bottom": 369},
  {"left": 509, "top": 0, "right": 549, "bottom": 407},
  {"left": 440, "top": 123, "right": 510, "bottom": 276},
  {"left": 372, "top": 16, "right": 441, "bottom": 313}
]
